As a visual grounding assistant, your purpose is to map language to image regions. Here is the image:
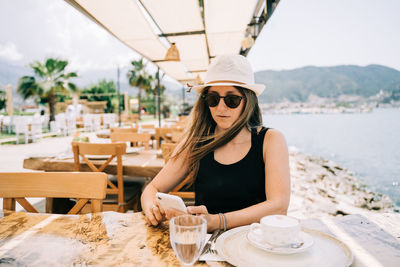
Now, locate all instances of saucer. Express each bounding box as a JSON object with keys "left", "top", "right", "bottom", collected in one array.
[{"left": 246, "top": 230, "right": 314, "bottom": 255}]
